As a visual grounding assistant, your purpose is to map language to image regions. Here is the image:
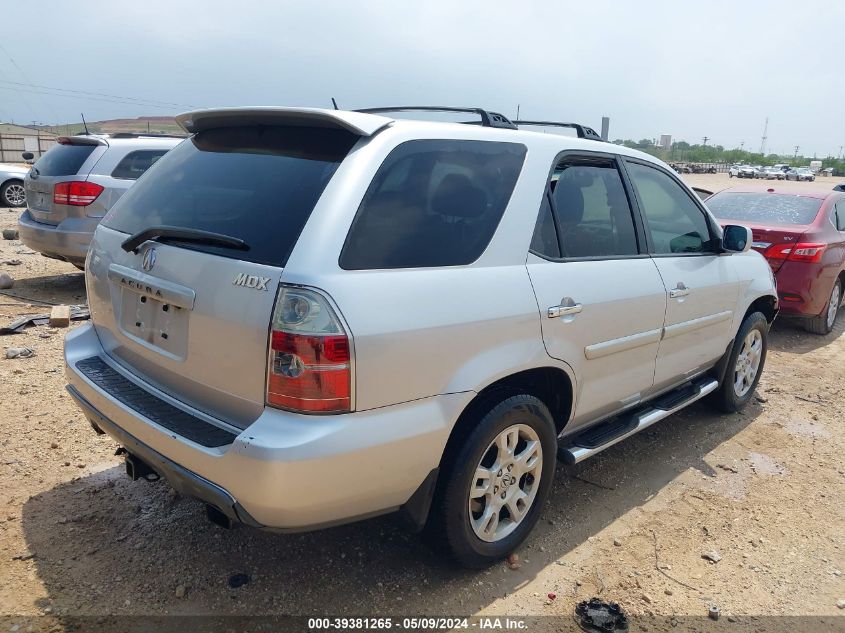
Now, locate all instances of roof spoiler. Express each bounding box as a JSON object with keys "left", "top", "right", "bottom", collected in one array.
[
  {"left": 57, "top": 135, "right": 107, "bottom": 146},
  {"left": 176, "top": 107, "right": 393, "bottom": 136},
  {"left": 109, "top": 132, "right": 187, "bottom": 139}
]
